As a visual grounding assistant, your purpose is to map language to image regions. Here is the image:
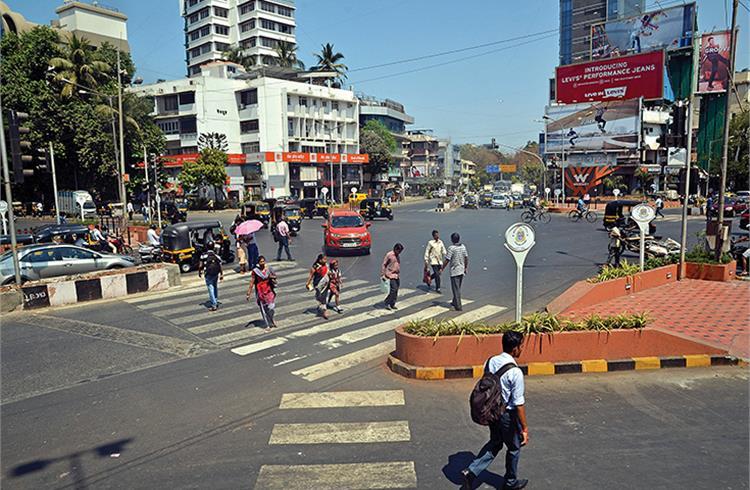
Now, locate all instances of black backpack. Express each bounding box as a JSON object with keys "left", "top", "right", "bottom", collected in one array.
[
  {"left": 469, "top": 360, "right": 518, "bottom": 426},
  {"left": 204, "top": 252, "right": 222, "bottom": 276}
]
